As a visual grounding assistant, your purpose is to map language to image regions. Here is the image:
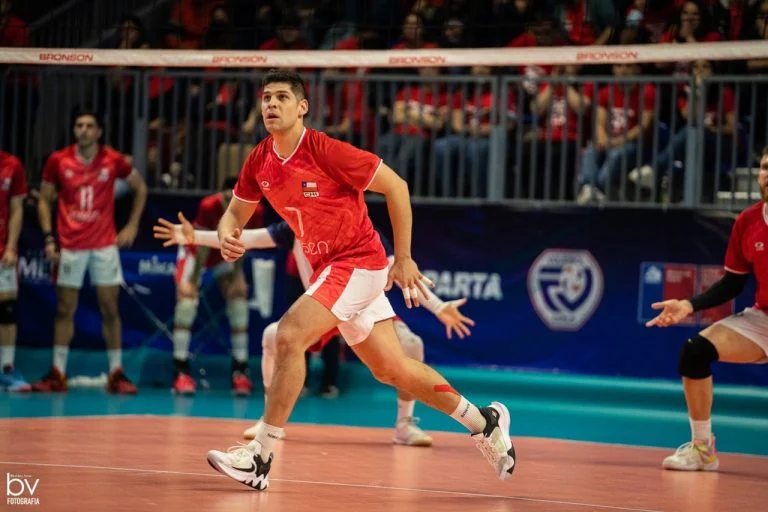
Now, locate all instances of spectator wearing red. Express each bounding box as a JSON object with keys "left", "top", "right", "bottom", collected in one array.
[
  {"left": 165, "top": 0, "right": 224, "bottom": 50},
  {"left": 629, "top": 60, "right": 736, "bottom": 201},
  {"left": 625, "top": 0, "right": 678, "bottom": 42},
  {"left": 660, "top": 1, "right": 722, "bottom": 44},
  {"left": 507, "top": 11, "right": 564, "bottom": 98},
  {"left": 518, "top": 65, "right": 594, "bottom": 201},
  {"left": 554, "top": 0, "right": 618, "bottom": 46},
  {"left": 392, "top": 12, "right": 437, "bottom": 49},
  {"left": 377, "top": 67, "right": 449, "bottom": 193},
  {"left": 577, "top": 62, "right": 656, "bottom": 203},
  {"left": 259, "top": 11, "right": 312, "bottom": 50},
  {"left": 0, "top": 0, "right": 27, "bottom": 47}
]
